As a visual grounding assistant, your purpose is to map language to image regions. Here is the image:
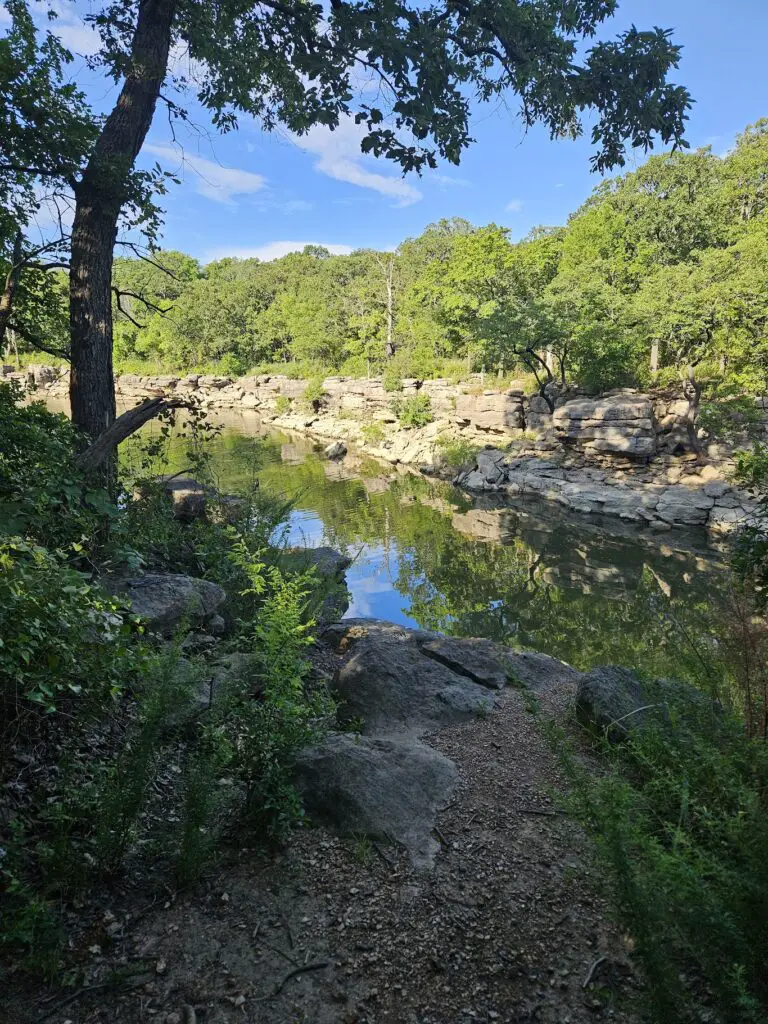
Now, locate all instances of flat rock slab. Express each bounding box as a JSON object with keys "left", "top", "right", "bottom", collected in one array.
[
  {"left": 322, "top": 619, "right": 580, "bottom": 736},
  {"left": 294, "top": 733, "right": 458, "bottom": 868},
  {"left": 110, "top": 573, "right": 226, "bottom": 634},
  {"left": 324, "top": 619, "right": 497, "bottom": 735}
]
